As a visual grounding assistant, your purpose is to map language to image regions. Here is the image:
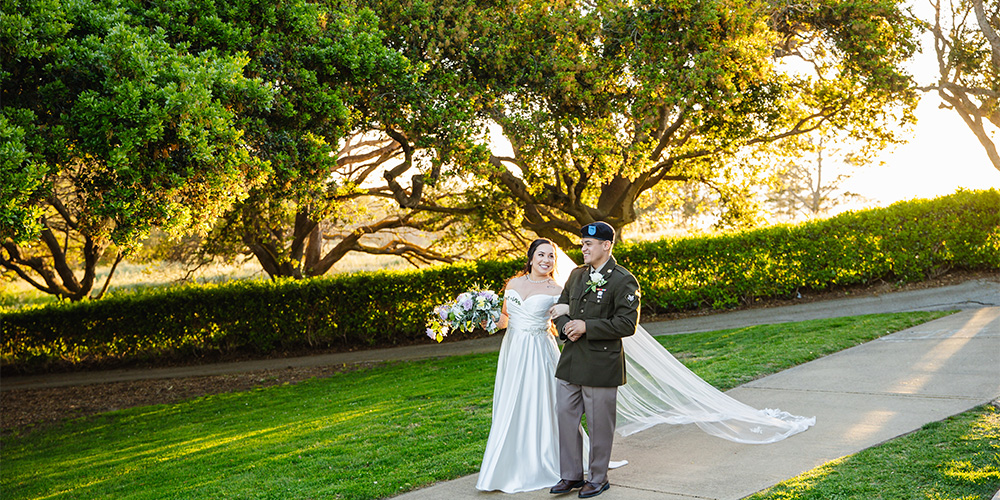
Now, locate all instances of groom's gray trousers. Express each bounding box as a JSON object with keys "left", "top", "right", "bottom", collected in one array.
[{"left": 557, "top": 379, "right": 618, "bottom": 485}]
